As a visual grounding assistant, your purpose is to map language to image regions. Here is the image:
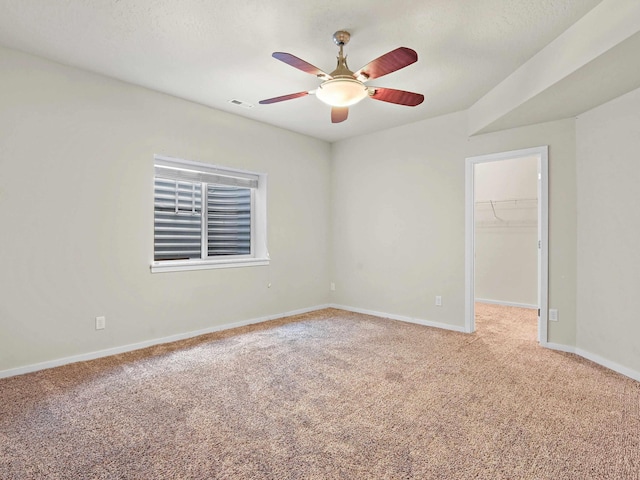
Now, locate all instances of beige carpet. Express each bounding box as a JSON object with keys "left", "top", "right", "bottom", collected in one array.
[{"left": 1, "top": 304, "right": 639, "bottom": 479}]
